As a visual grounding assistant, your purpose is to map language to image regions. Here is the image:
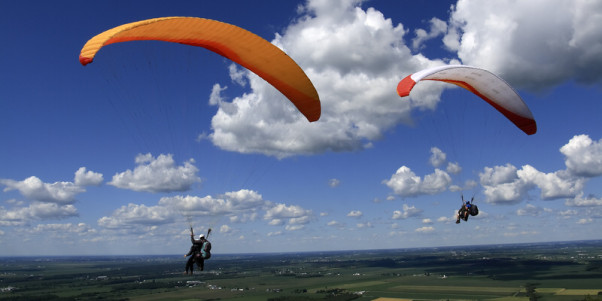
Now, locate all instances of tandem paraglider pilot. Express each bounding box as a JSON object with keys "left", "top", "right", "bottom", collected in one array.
[{"left": 184, "top": 236, "right": 200, "bottom": 275}]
